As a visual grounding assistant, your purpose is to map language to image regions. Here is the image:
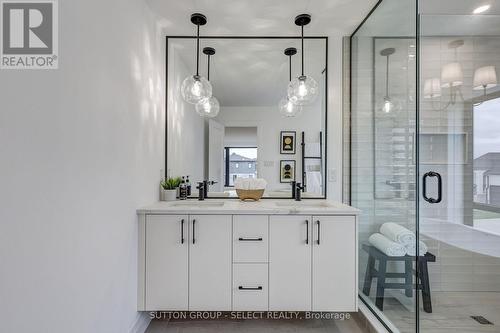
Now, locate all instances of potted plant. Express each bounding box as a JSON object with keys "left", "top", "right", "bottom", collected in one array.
[{"left": 160, "top": 177, "right": 181, "bottom": 201}]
